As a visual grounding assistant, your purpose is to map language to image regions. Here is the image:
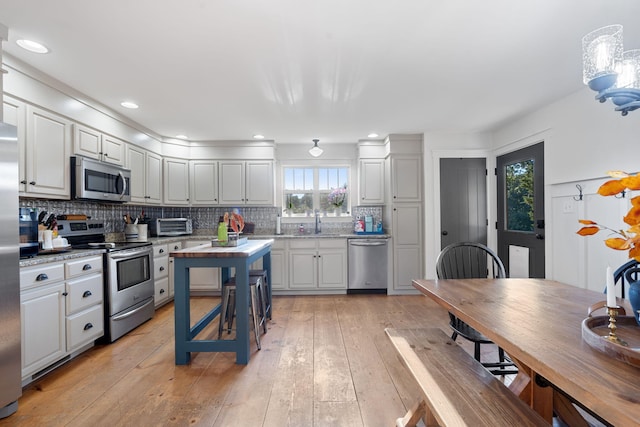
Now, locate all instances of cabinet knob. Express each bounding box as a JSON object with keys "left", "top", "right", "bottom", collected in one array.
[
  {"left": 82, "top": 264, "right": 92, "bottom": 270},
  {"left": 20, "top": 180, "right": 27, "bottom": 184},
  {"left": 36, "top": 273, "right": 49, "bottom": 281},
  {"left": 159, "top": 248, "right": 164, "bottom": 253},
  {"left": 83, "top": 323, "right": 93, "bottom": 331},
  {"left": 174, "top": 245, "right": 179, "bottom": 250},
  {"left": 159, "top": 266, "right": 165, "bottom": 271},
  {"left": 29, "top": 181, "right": 36, "bottom": 185},
  {"left": 160, "top": 289, "right": 165, "bottom": 294},
  {"left": 62, "top": 292, "right": 68, "bottom": 296},
  {"left": 82, "top": 290, "right": 92, "bottom": 298}
]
